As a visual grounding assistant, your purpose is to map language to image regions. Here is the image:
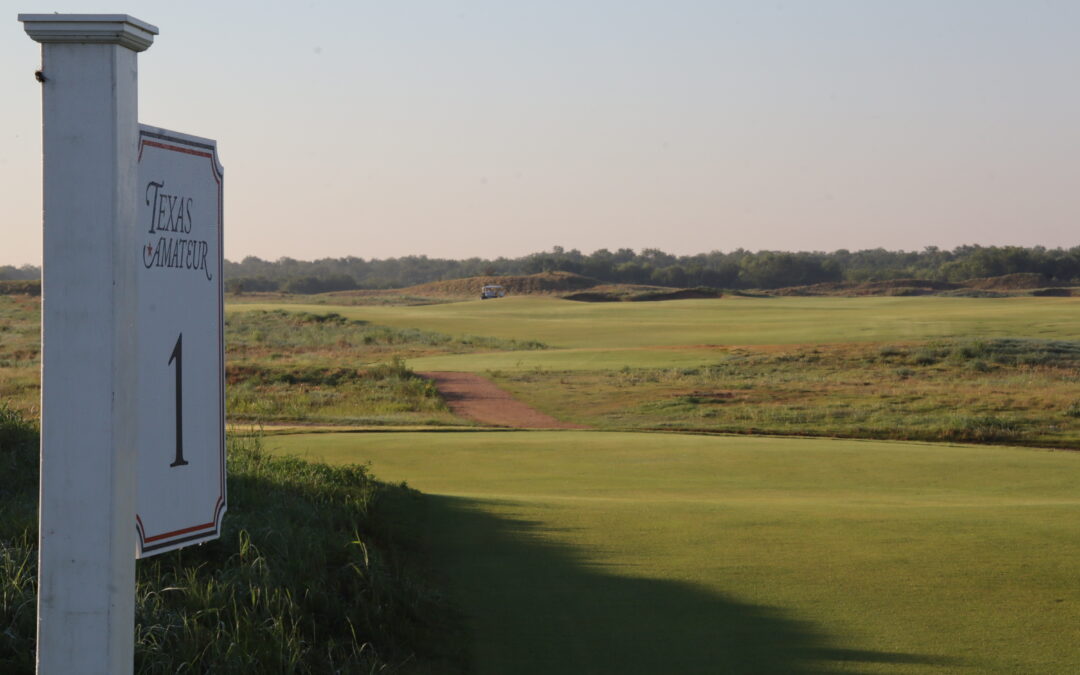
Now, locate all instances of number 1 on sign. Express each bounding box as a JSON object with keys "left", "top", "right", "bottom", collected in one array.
[{"left": 169, "top": 334, "right": 188, "bottom": 467}]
